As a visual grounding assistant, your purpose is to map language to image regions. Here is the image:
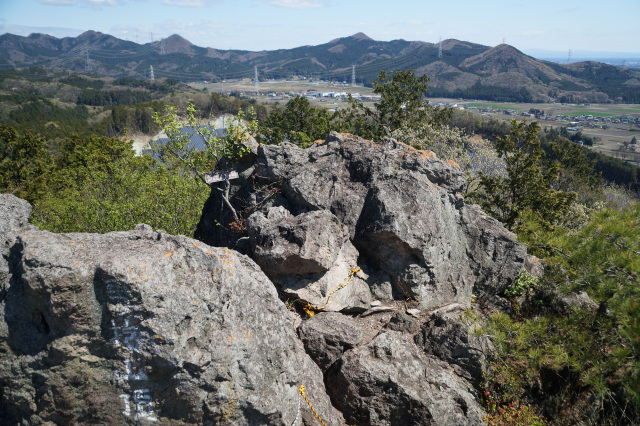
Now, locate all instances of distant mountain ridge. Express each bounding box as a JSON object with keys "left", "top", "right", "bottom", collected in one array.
[{"left": 1, "top": 31, "right": 640, "bottom": 103}]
